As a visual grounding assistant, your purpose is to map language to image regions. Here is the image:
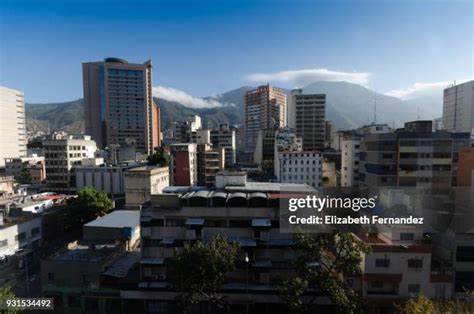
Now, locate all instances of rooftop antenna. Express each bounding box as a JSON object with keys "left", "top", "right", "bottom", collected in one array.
[{"left": 417, "top": 106, "right": 420, "bottom": 120}]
